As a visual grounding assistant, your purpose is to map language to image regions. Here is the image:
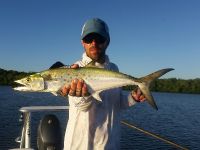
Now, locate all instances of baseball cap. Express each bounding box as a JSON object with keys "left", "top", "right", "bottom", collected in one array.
[{"left": 81, "top": 18, "right": 110, "bottom": 42}]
